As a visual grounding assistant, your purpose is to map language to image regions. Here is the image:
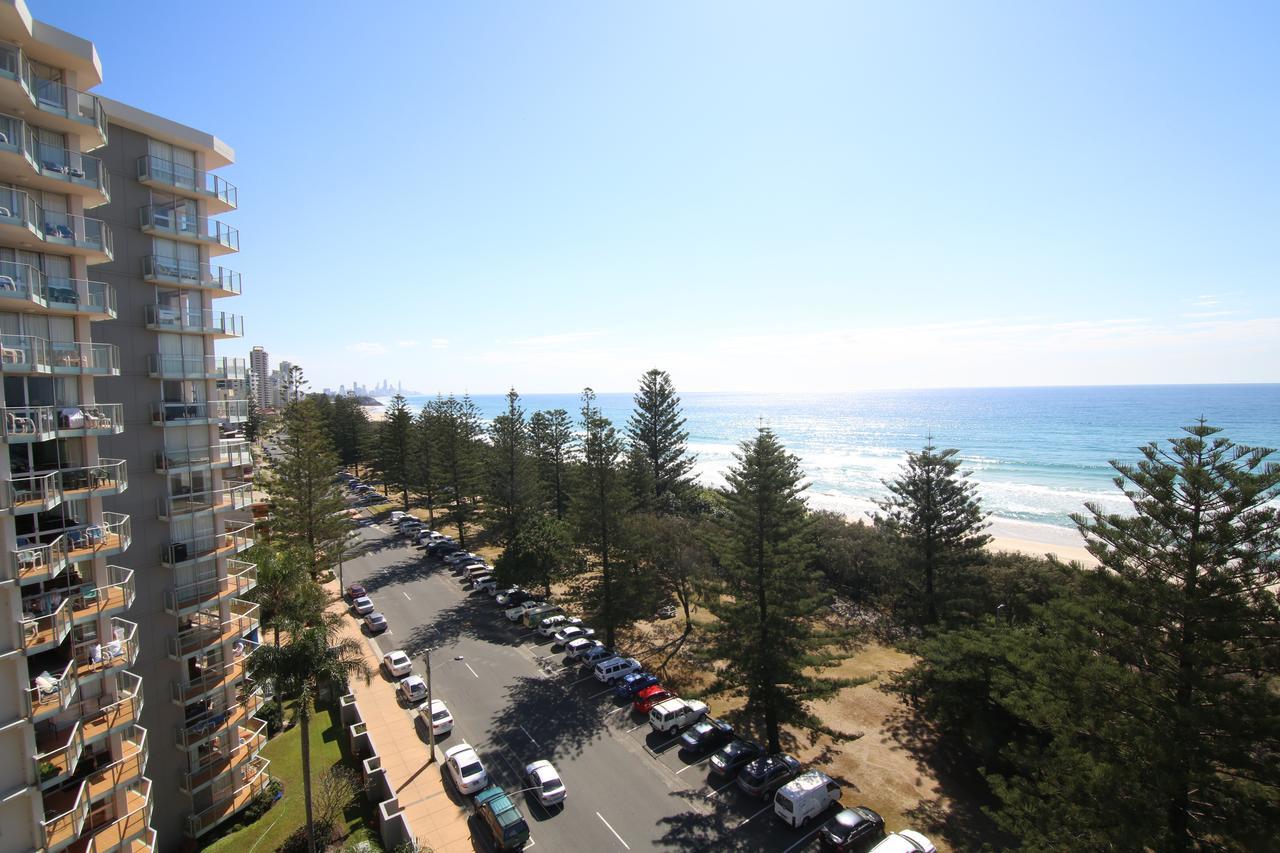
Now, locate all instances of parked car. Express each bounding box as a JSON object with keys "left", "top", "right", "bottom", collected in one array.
[
  {"left": 417, "top": 698, "right": 454, "bottom": 736},
  {"left": 774, "top": 771, "right": 842, "bottom": 828},
  {"left": 536, "top": 614, "right": 575, "bottom": 637},
  {"left": 523, "top": 605, "right": 565, "bottom": 629},
  {"left": 493, "top": 585, "right": 520, "bottom": 600},
  {"left": 389, "top": 511, "right": 408, "bottom": 525},
  {"left": 443, "top": 743, "right": 489, "bottom": 795},
  {"left": 553, "top": 624, "right": 595, "bottom": 646},
  {"left": 708, "top": 739, "right": 765, "bottom": 779},
  {"left": 364, "top": 612, "right": 388, "bottom": 633},
  {"left": 382, "top": 650, "right": 412, "bottom": 677},
  {"left": 473, "top": 576, "right": 497, "bottom": 594},
  {"left": 398, "top": 676, "right": 428, "bottom": 704},
  {"left": 496, "top": 588, "right": 529, "bottom": 606},
  {"left": 474, "top": 784, "right": 530, "bottom": 851},
  {"left": 819, "top": 807, "right": 885, "bottom": 851},
  {"left": 649, "top": 698, "right": 709, "bottom": 733},
  {"left": 351, "top": 595, "right": 375, "bottom": 615},
  {"left": 633, "top": 685, "right": 674, "bottom": 715},
  {"left": 614, "top": 671, "right": 660, "bottom": 700},
  {"left": 564, "top": 638, "right": 601, "bottom": 660},
  {"left": 680, "top": 717, "right": 735, "bottom": 754},
  {"left": 461, "top": 563, "right": 491, "bottom": 580},
  {"left": 867, "top": 831, "right": 936, "bottom": 853},
  {"left": 594, "top": 657, "right": 642, "bottom": 683},
  {"left": 506, "top": 601, "right": 545, "bottom": 622},
  {"left": 737, "top": 753, "right": 802, "bottom": 799},
  {"left": 445, "top": 551, "right": 481, "bottom": 566},
  {"left": 345, "top": 583, "right": 366, "bottom": 601},
  {"left": 524, "top": 759, "right": 567, "bottom": 807},
  {"left": 428, "top": 541, "right": 458, "bottom": 557},
  {"left": 579, "top": 644, "right": 615, "bottom": 666}
]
